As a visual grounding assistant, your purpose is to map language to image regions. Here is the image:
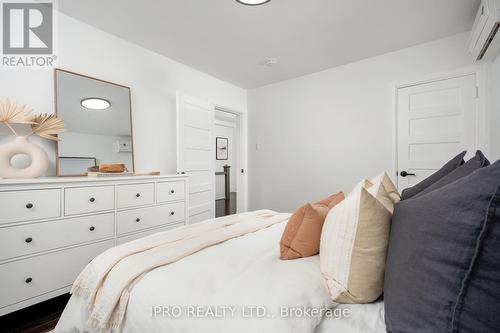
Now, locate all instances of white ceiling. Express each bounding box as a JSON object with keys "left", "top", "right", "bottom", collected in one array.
[{"left": 58, "top": 0, "right": 480, "bottom": 88}]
